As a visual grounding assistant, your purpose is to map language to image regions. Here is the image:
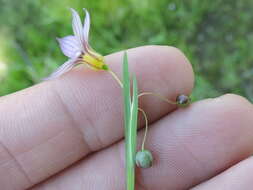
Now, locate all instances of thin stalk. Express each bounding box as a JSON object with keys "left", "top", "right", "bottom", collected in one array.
[
  {"left": 138, "top": 108, "right": 148, "bottom": 151},
  {"left": 108, "top": 69, "right": 123, "bottom": 88},
  {"left": 127, "top": 76, "right": 138, "bottom": 190},
  {"left": 138, "top": 92, "right": 177, "bottom": 105}
]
